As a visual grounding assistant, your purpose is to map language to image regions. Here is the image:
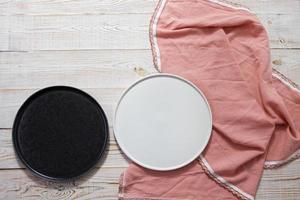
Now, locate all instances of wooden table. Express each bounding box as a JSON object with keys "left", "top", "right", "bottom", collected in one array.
[{"left": 0, "top": 0, "right": 299, "bottom": 199}]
